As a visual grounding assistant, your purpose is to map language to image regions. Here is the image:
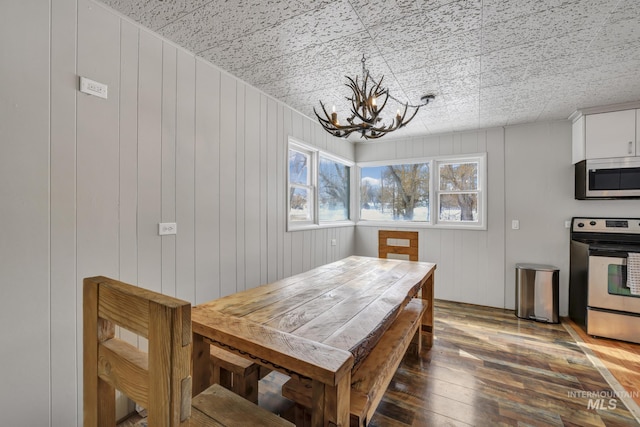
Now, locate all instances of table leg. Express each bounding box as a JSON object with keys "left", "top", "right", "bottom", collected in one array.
[
  {"left": 421, "top": 273, "right": 434, "bottom": 348},
  {"left": 192, "top": 332, "right": 211, "bottom": 396},
  {"left": 310, "top": 373, "right": 350, "bottom": 427}
]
